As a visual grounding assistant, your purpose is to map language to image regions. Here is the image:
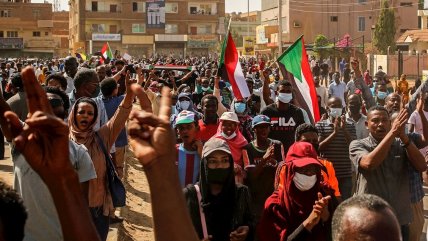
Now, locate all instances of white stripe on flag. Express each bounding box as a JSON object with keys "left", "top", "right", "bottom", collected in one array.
[
  {"left": 295, "top": 70, "right": 314, "bottom": 119},
  {"left": 233, "top": 62, "right": 250, "bottom": 98}
]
